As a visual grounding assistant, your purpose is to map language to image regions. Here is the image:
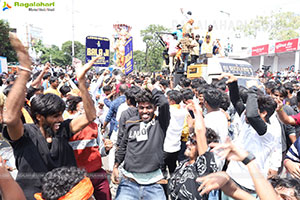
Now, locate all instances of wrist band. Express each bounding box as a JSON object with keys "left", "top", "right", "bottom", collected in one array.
[
  {"left": 18, "top": 66, "right": 32, "bottom": 73},
  {"left": 242, "top": 152, "right": 256, "bottom": 165},
  {"left": 279, "top": 107, "right": 284, "bottom": 112}
]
